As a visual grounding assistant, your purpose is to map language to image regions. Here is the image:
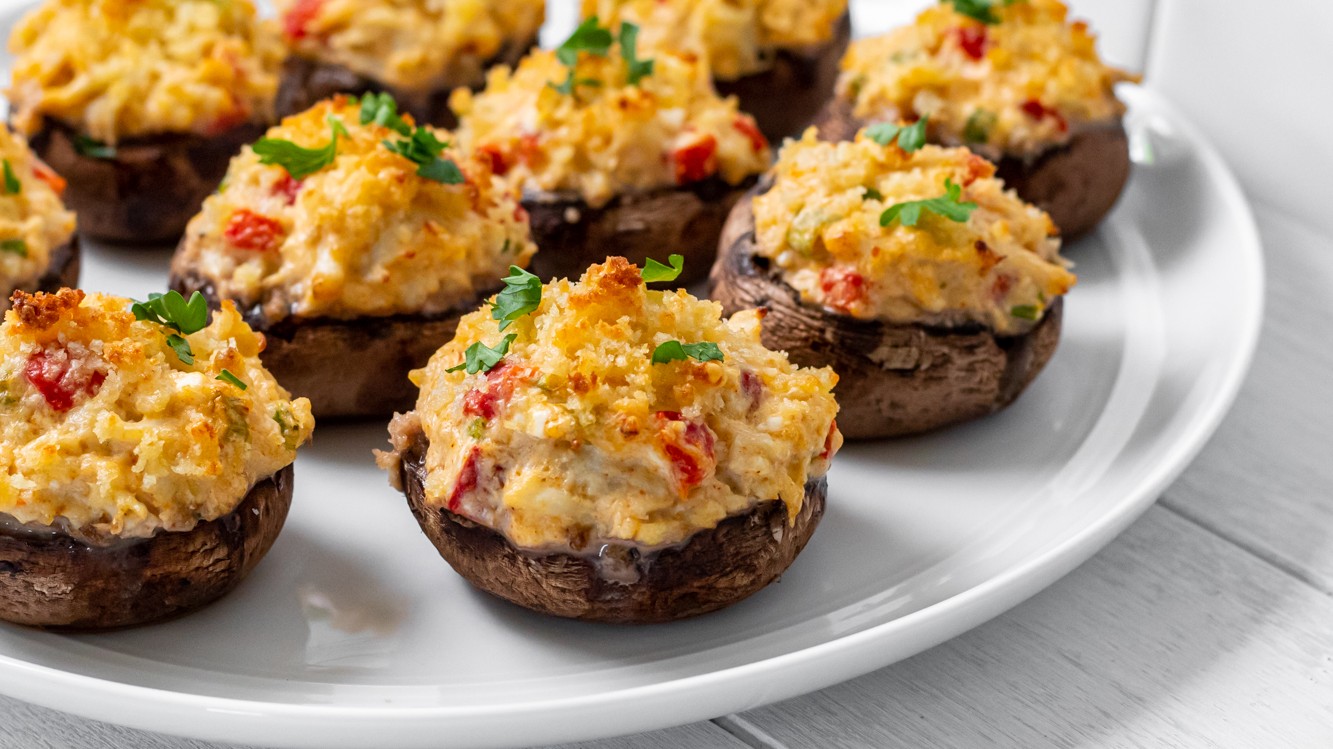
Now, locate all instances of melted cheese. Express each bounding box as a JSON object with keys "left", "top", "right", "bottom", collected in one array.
[
  {"left": 0, "top": 290, "right": 313, "bottom": 541},
  {"left": 838, "top": 0, "right": 1136, "bottom": 156},
  {"left": 580, "top": 0, "right": 848, "bottom": 80},
  {"left": 399, "top": 257, "right": 841, "bottom": 549},
  {"left": 276, "top": 0, "right": 545, "bottom": 92},
  {"left": 8, "top": 0, "right": 281, "bottom": 142},
  {"left": 450, "top": 44, "right": 771, "bottom": 208},
  {"left": 753, "top": 129, "right": 1074, "bottom": 334},
  {"left": 0, "top": 128, "right": 75, "bottom": 308},
  {"left": 173, "top": 97, "right": 537, "bottom": 322}
]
